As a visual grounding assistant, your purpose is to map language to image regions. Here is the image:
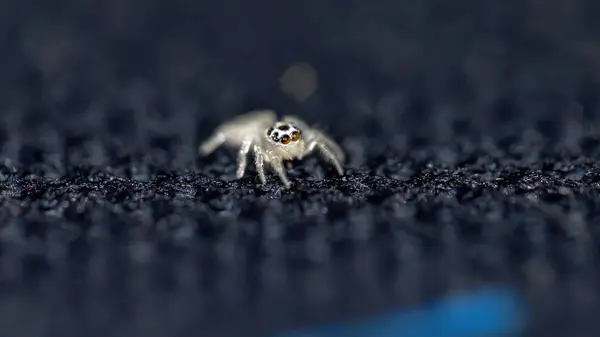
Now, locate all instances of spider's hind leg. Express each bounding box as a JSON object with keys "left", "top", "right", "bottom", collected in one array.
[{"left": 199, "top": 132, "right": 226, "bottom": 156}]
